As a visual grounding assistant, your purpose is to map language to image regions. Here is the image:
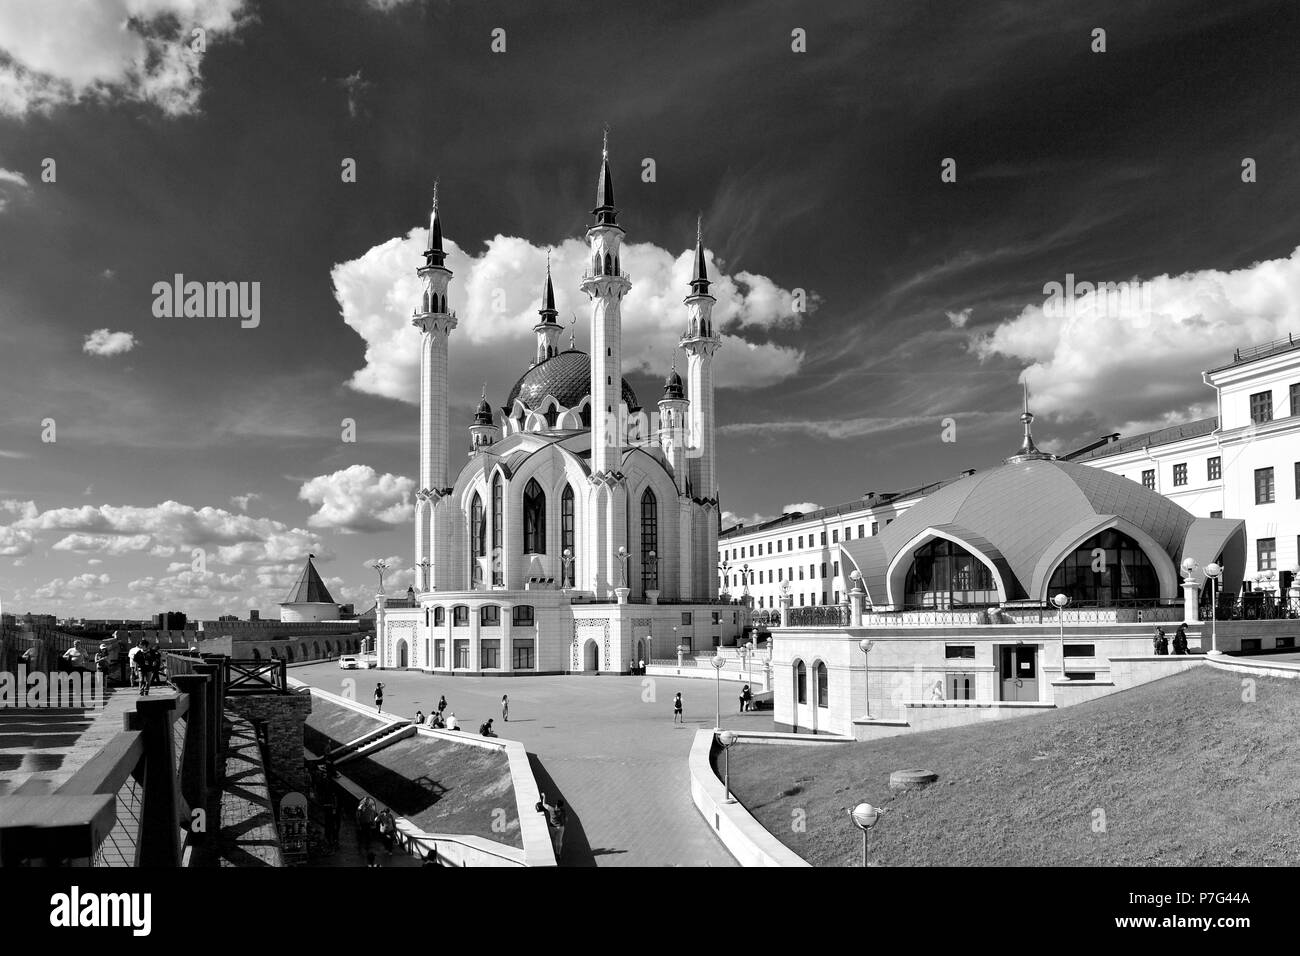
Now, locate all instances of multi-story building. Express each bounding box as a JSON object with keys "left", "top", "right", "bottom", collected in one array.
[
  {"left": 1066, "top": 333, "right": 1300, "bottom": 596},
  {"left": 717, "top": 478, "right": 969, "bottom": 617}
]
